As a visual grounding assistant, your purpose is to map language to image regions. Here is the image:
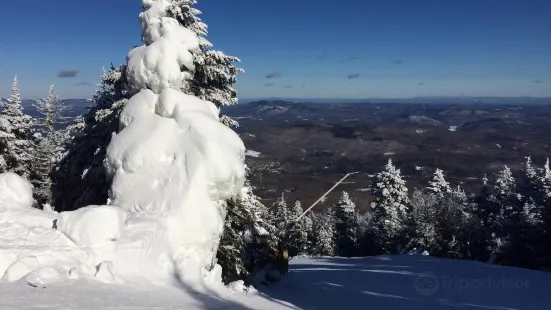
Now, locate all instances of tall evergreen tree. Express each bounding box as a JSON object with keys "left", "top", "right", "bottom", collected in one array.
[
  {"left": 268, "top": 193, "right": 292, "bottom": 234},
  {"left": 0, "top": 75, "right": 34, "bottom": 178},
  {"left": 309, "top": 210, "right": 336, "bottom": 256},
  {"left": 330, "top": 191, "right": 358, "bottom": 257},
  {"left": 31, "top": 86, "right": 70, "bottom": 207},
  {"left": 167, "top": 0, "right": 243, "bottom": 127},
  {"left": 427, "top": 168, "right": 452, "bottom": 196},
  {"left": 53, "top": 66, "right": 129, "bottom": 211},
  {"left": 370, "top": 159, "right": 409, "bottom": 254},
  {"left": 286, "top": 200, "right": 312, "bottom": 256},
  {"left": 217, "top": 176, "right": 277, "bottom": 283}
]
